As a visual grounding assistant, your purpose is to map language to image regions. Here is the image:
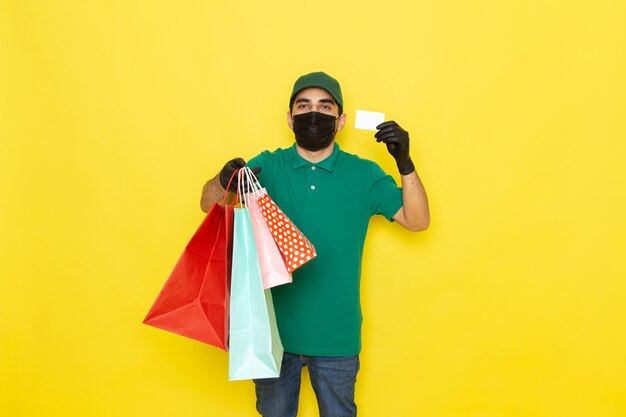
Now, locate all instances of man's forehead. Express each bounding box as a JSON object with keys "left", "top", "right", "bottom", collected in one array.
[{"left": 294, "top": 87, "right": 335, "bottom": 101}]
